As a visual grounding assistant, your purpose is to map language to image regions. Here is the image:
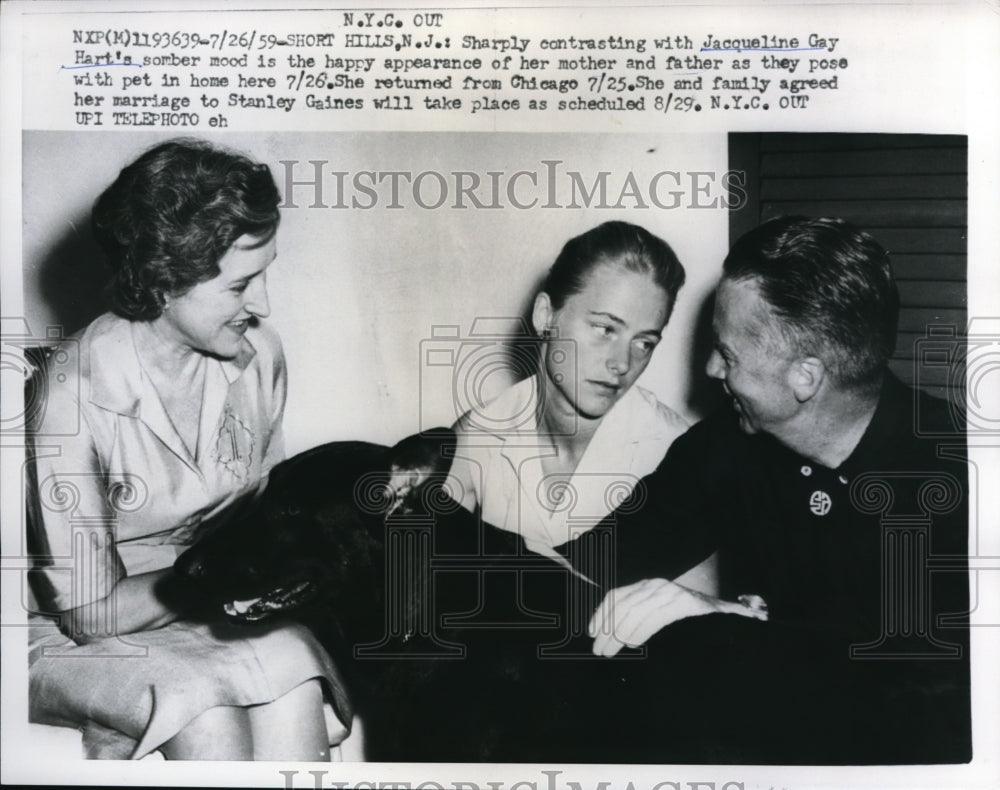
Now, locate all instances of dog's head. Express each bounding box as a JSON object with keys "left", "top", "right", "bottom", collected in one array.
[{"left": 175, "top": 429, "right": 456, "bottom": 624}]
